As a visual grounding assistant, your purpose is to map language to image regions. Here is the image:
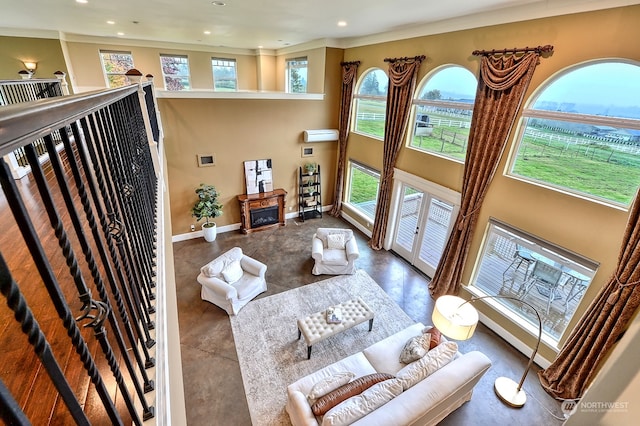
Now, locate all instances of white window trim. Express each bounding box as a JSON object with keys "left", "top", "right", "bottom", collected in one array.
[
  {"left": 343, "top": 160, "right": 381, "bottom": 223},
  {"left": 506, "top": 60, "right": 640, "bottom": 208},
  {"left": 286, "top": 57, "right": 308, "bottom": 94},
  {"left": 211, "top": 57, "right": 238, "bottom": 91},
  {"left": 99, "top": 50, "right": 134, "bottom": 88},
  {"left": 159, "top": 54, "right": 191, "bottom": 91},
  {"left": 467, "top": 218, "right": 599, "bottom": 350}
]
